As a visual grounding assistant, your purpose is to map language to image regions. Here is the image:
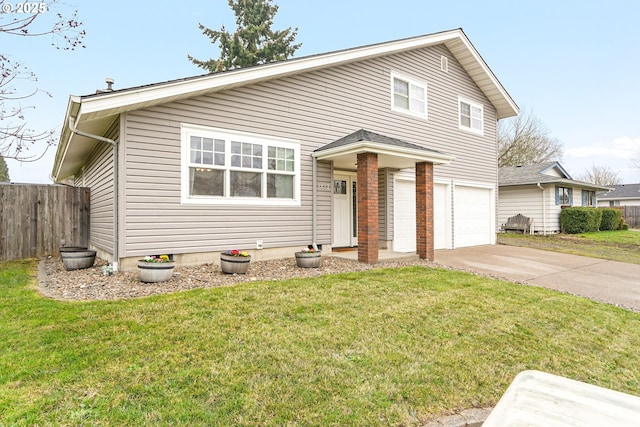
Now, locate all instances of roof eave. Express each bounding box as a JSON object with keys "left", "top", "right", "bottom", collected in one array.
[
  {"left": 313, "top": 141, "right": 454, "bottom": 165},
  {"left": 499, "top": 180, "right": 612, "bottom": 192},
  {"left": 52, "top": 96, "right": 82, "bottom": 181},
  {"left": 443, "top": 32, "right": 519, "bottom": 119},
  {"left": 597, "top": 195, "right": 640, "bottom": 200},
  {"left": 76, "top": 28, "right": 519, "bottom": 121}
]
